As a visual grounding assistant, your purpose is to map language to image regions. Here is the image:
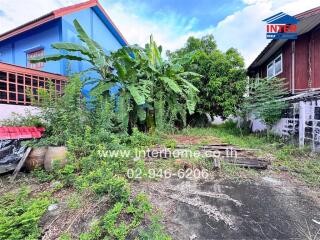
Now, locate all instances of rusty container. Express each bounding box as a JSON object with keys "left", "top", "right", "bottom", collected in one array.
[
  {"left": 25, "top": 147, "right": 47, "bottom": 171},
  {"left": 44, "top": 146, "right": 68, "bottom": 171}
]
